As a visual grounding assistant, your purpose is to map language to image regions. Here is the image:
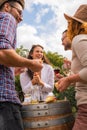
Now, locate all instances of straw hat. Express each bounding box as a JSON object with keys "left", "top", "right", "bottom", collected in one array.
[
  {"left": 64, "top": 4, "right": 87, "bottom": 23},
  {"left": 0, "top": 0, "right": 25, "bottom": 9}
]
